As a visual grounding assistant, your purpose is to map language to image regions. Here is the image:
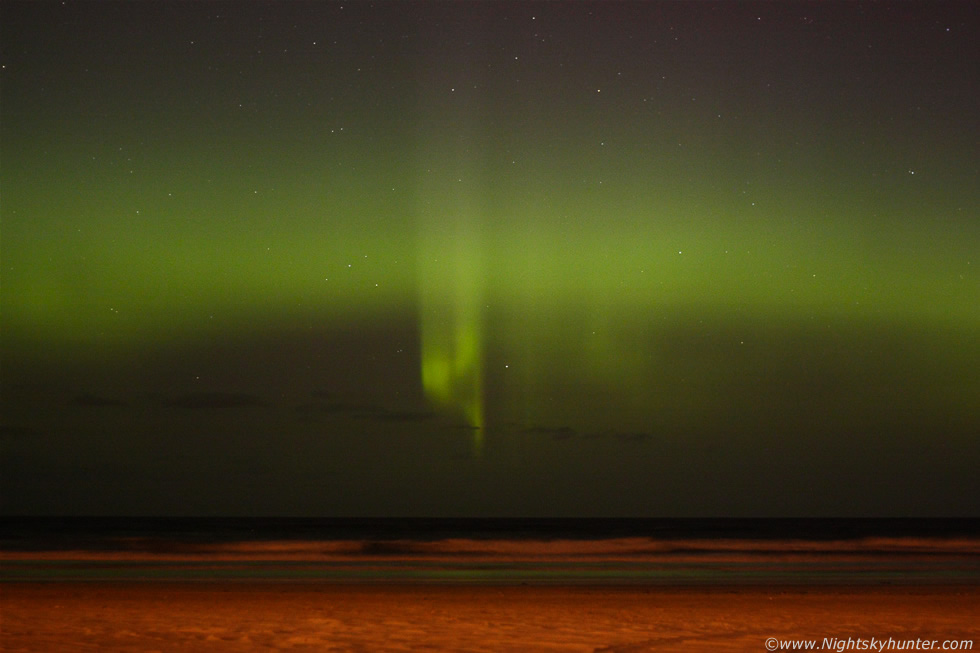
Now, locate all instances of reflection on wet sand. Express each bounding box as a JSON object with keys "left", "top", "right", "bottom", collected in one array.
[{"left": 2, "top": 583, "right": 978, "bottom": 652}]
